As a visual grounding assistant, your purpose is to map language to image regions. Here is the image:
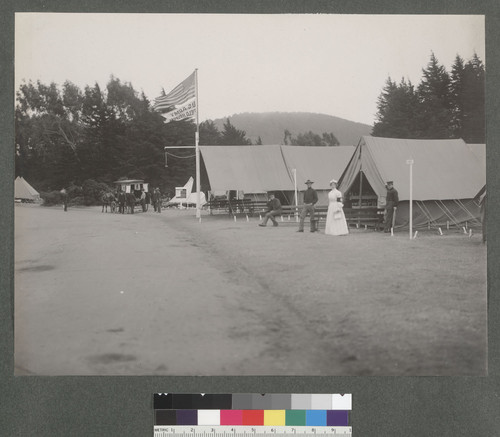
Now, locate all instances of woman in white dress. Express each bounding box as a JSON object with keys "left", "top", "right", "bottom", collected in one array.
[{"left": 325, "top": 179, "right": 349, "bottom": 236}]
